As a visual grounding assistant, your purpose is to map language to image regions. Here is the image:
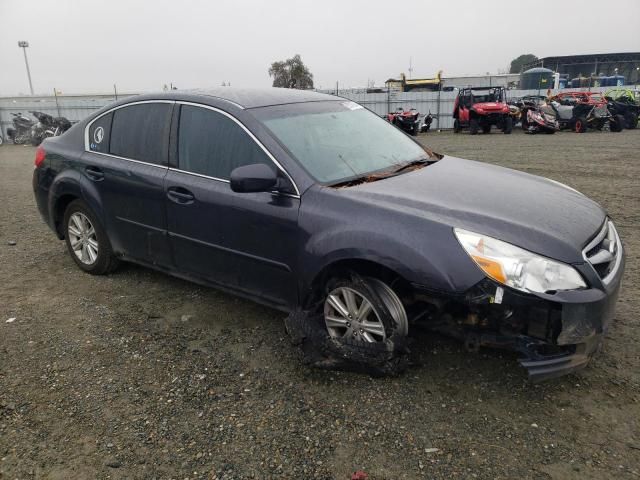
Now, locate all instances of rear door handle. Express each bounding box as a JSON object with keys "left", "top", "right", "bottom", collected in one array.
[
  {"left": 85, "top": 166, "right": 104, "bottom": 181},
  {"left": 167, "top": 187, "right": 195, "bottom": 204}
]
